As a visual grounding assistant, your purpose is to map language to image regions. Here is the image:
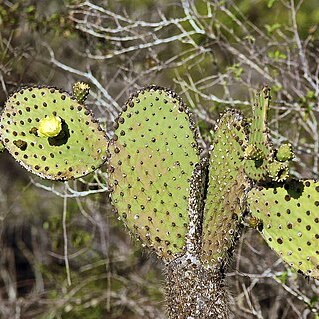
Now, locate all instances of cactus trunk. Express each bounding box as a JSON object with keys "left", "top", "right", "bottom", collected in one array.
[{"left": 165, "top": 255, "right": 230, "bottom": 319}]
